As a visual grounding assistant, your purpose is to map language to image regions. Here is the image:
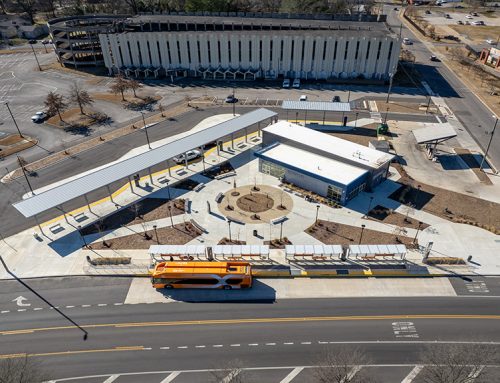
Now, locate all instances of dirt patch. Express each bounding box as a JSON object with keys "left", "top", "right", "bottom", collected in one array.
[
  {"left": 91, "top": 222, "right": 201, "bottom": 250},
  {"left": 375, "top": 101, "right": 431, "bottom": 115},
  {"left": 0, "top": 134, "right": 37, "bottom": 159},
  {"left": 236, "top": 193, "right": 275, "bottom": 213},
  {"left": 81, "top": 198, "right": 185, "bottom": 235},
  {"left": 365, "top": 205, "right": 430, "bottom": 230},
  {"left": 389, "top": 163, "right": 500, "bottom": 233},
  {"left": 175, "top": 179, "right": 200, "bottom": 191},
  {"left": 306, "top": 220, "right": 414, "bottom": 246},
  {"left": 218, "top": 238, "right": 246, "bottom": 245},
  {"left": 425, "top": 257, "right": 466, "bottom": 265},
  {"left": 264, "top": 238, "right": 292, "bottom": 249},
  {"left": 46, "top": 108, "right": 109, "bottom": 130},
  {"left": 202, "top": 161, "right": 234, "bottom": 179},
  {"left": 92, "top": 92, "right": 161, "bottom": 110}
]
